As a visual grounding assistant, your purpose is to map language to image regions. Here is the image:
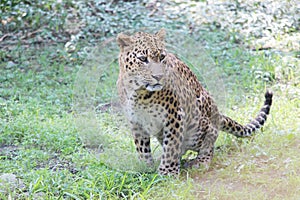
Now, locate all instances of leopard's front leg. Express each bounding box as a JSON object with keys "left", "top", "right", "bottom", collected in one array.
[
  {"left": 131, "top": 123, "right": 154, "bottom": 166},
  {"left": 158, "top": 114, "right": 184, "bottom": 176}
]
